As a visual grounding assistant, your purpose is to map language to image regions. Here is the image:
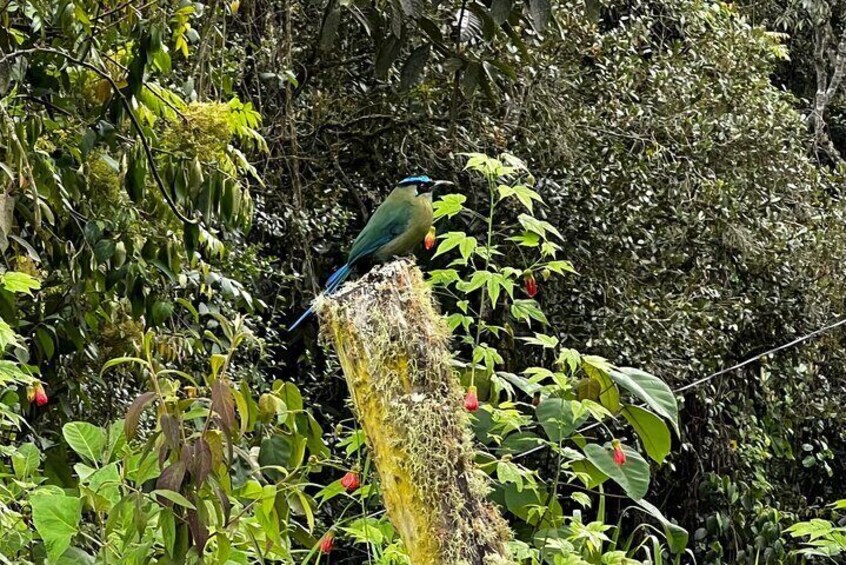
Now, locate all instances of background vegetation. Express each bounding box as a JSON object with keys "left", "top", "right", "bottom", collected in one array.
[{"left": 1, "top": 0, "right": 846, "bottom": 563}]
